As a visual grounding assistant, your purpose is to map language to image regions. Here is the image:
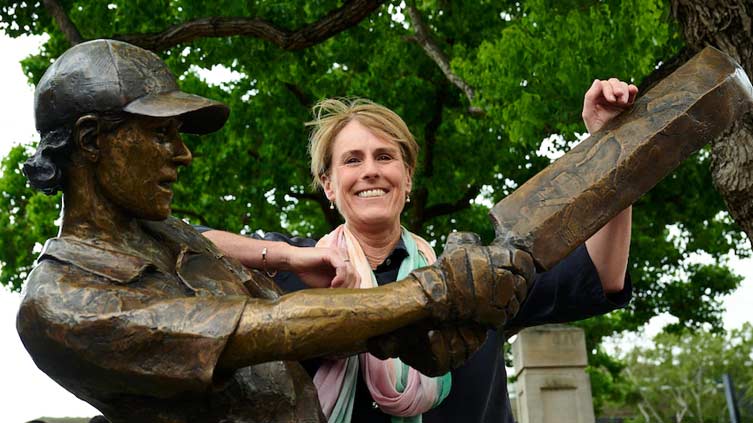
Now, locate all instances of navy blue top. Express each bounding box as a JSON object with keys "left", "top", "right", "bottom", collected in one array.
[{"left": 196, "top": 227, "right": 632, "bottom": 422}]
